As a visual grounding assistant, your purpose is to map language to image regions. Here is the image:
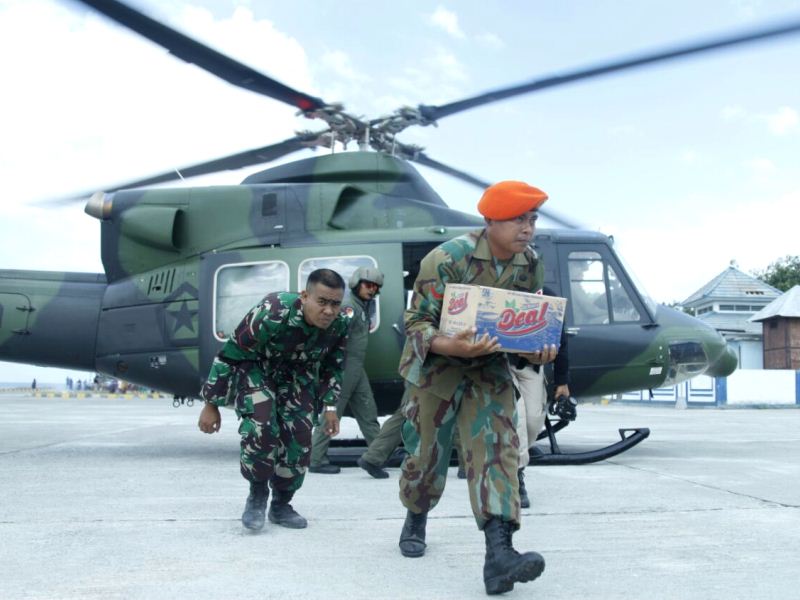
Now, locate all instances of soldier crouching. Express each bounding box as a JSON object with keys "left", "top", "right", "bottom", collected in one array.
[
  {"left": 397, "top": 181, "right": 557, "bottom": 595},
  {"left": 197, "top": 268, "right": 350, "bottom": 532}
]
